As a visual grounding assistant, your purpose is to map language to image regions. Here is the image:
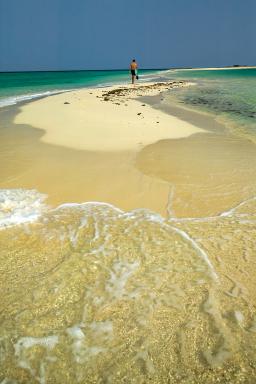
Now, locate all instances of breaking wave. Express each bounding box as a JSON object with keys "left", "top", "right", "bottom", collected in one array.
[{"left": 1, "top": 188, "right": 256, "bottom": 382}]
